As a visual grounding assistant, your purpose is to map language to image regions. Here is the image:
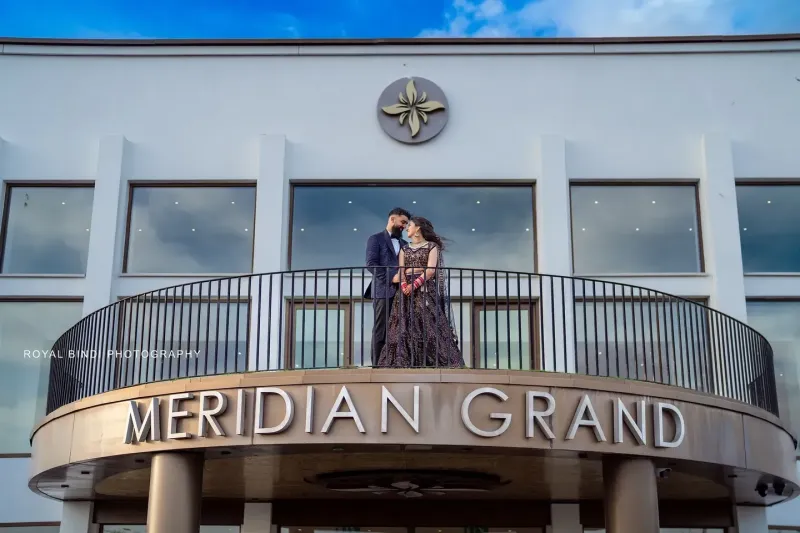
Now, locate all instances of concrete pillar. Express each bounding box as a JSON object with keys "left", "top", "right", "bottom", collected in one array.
[
  {"left": 603, "top": 457, "right": 659, "bottom": 533},
  {"left": 59, "top": 501, "right": 99, "bottom": 533},
  {"left": 249, "top": 134, "right": 288, "bottom": 371},
  {"left": 146, "top": 452, "right": 204, "bottom": 533},
  {"left": 547, "top": 503, "right": 582, "bottom": 533},
  {"left": 731, "top": 506, "right": 768, "bottom": 533},
  {"left": 699, "top": 134, "right": 746, "bottom": 322},
  {"left": 242, "top": 502, "right": 275, "bottom": 533},
  {"left": 535, "top": 135, "right": 576, "bottom": 373},
  {"left": 83, "top": 135, "right": 127, "bottom": 314}
]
